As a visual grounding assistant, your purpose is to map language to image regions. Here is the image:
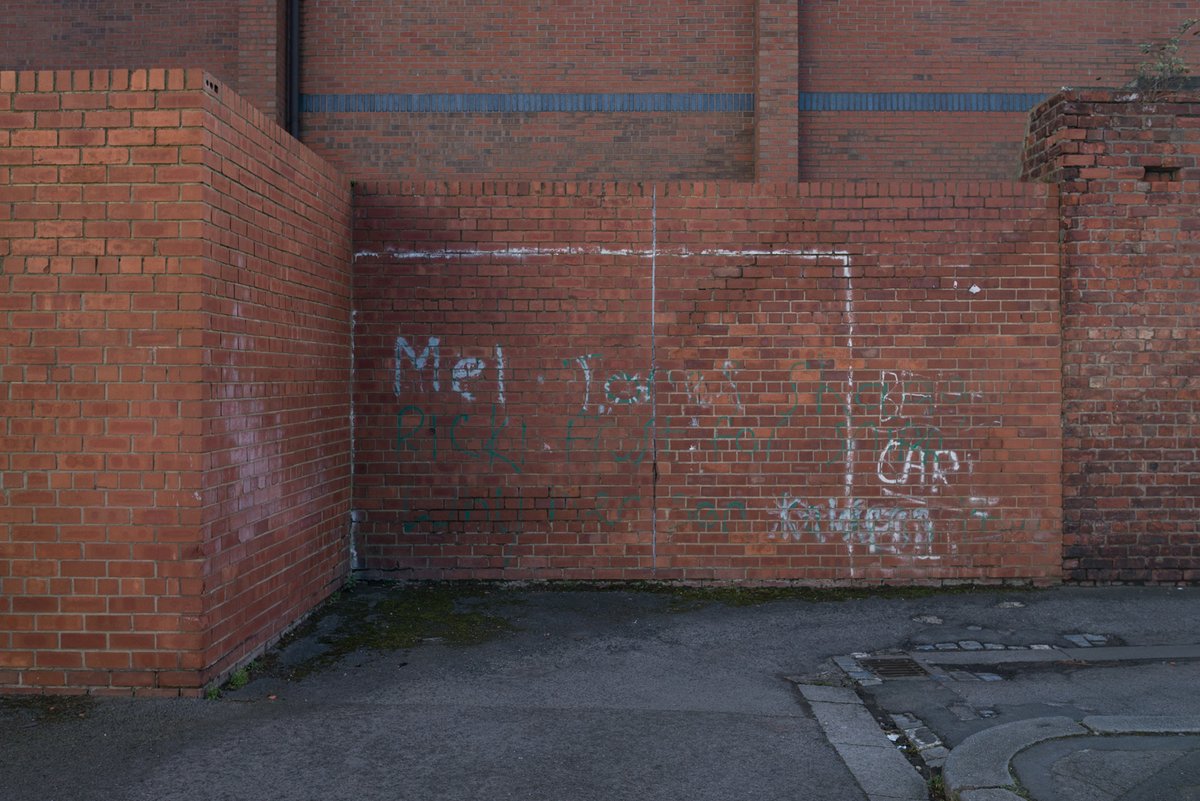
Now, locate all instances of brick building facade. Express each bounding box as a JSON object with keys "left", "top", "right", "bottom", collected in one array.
[{"left": 5, "top": 1, "right": 1197, "bottom": 182}]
